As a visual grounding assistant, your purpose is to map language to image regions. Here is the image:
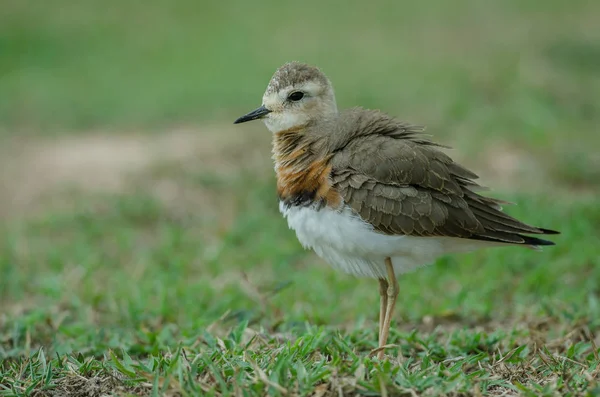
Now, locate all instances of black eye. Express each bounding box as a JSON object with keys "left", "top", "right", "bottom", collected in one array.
[{"left": 288, "top": 91, "right": 304, "bottom": 101}]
